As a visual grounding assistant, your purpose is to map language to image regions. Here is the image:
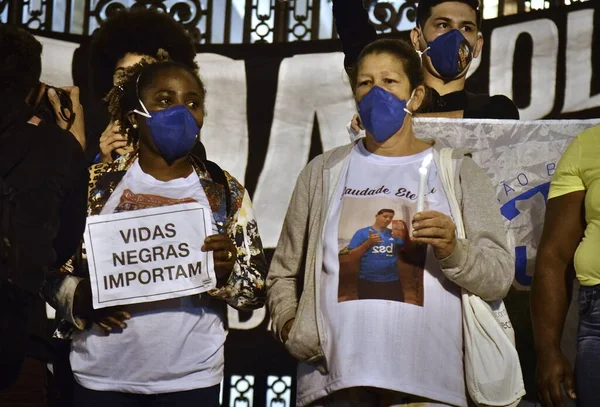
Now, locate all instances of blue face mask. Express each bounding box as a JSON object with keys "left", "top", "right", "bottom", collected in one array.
[
  {"left": 423, "top": 29, "right": 474, "bottom": 79},
  {"left": 134, "top": 101, "right": 200, "bottom": 165},
  {"left": 358, "top": 86, "right": 414, "bottom": 144}
]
